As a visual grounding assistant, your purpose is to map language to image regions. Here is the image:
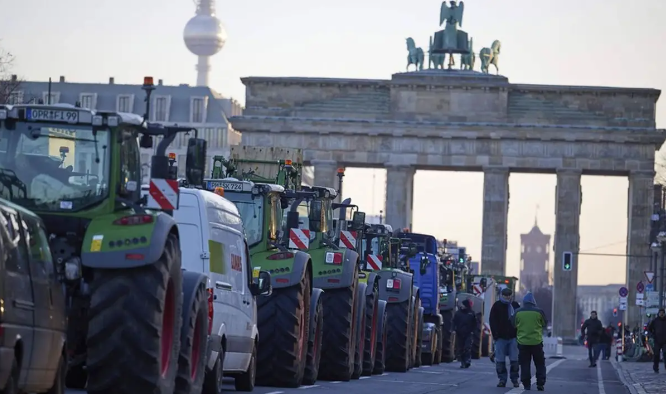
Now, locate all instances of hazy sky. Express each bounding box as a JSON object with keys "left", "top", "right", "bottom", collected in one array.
[{"left": 2, "top": 0, "right": 665, "bottom": 285}]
